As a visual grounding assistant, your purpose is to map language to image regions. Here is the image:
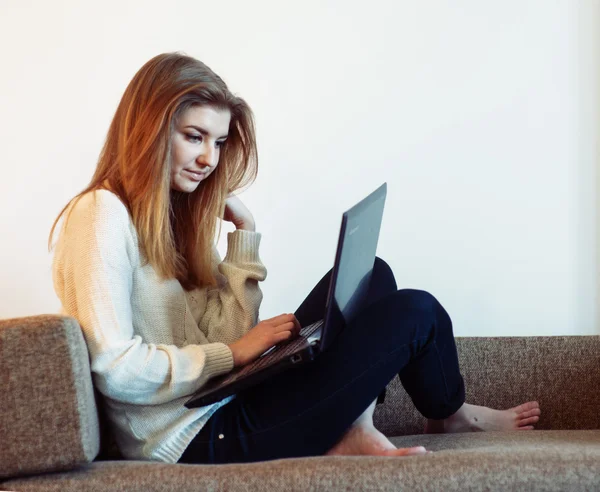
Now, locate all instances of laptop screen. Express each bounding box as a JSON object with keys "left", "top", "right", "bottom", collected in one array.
[
  {"left": 335, "top": 186, "right": 387, "bottom": 323},
  {"left": 321, "top": 183, "right": 387, "bottom": 349}
]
